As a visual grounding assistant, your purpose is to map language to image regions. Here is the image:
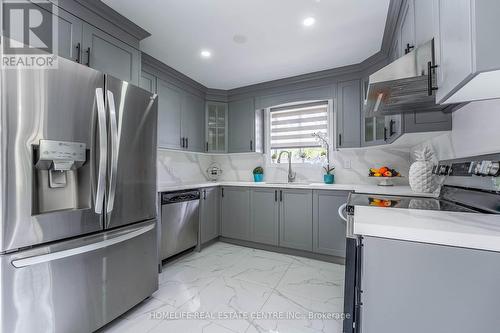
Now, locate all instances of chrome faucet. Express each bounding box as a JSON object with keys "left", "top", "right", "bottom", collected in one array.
[{"left": 277, "top": 151, "right": 296, "bottom": 183}]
